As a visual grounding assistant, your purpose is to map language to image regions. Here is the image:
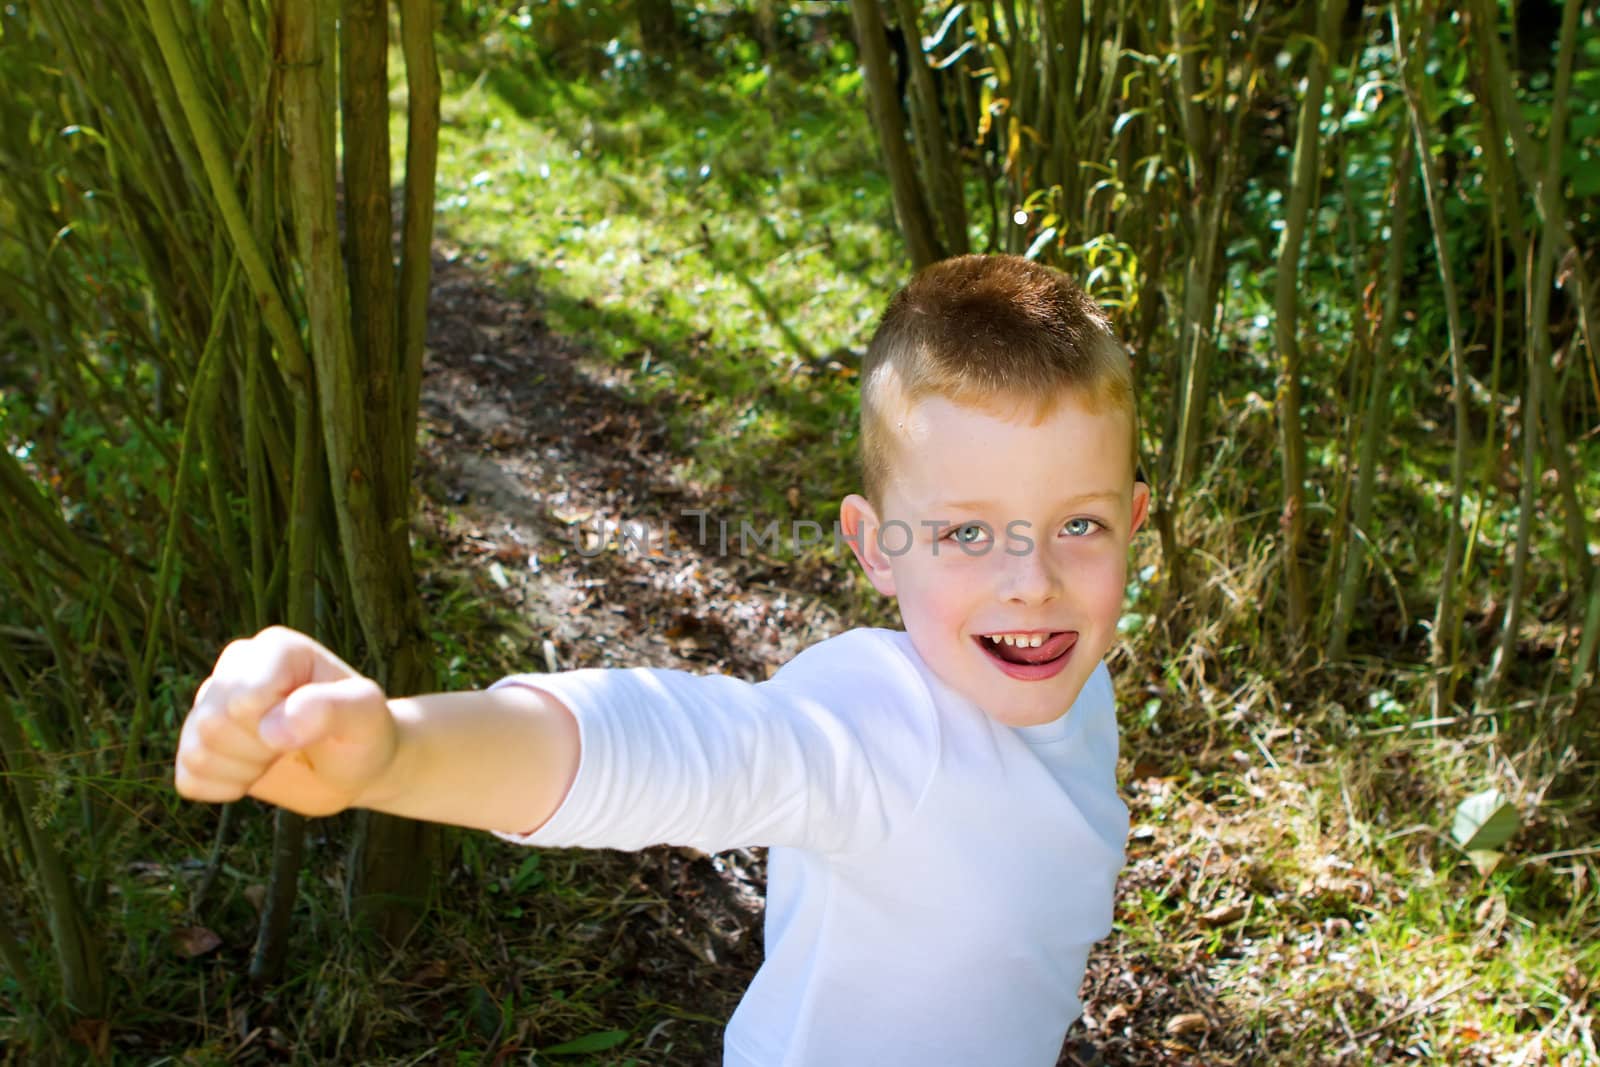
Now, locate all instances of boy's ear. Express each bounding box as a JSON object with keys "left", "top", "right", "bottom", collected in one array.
[
  {"left": 1130, "top": 480, "right": 1151, "bottom": 535},
  {"left": 839, "top": 494, "right": 897, "bottom": 597}
]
